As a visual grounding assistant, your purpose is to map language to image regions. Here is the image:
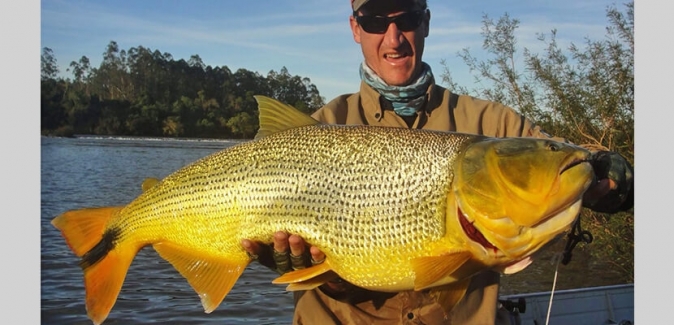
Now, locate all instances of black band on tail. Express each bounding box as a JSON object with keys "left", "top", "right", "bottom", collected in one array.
[{"left": 79, "top": 228, "right": 121, "bottom": 269}]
